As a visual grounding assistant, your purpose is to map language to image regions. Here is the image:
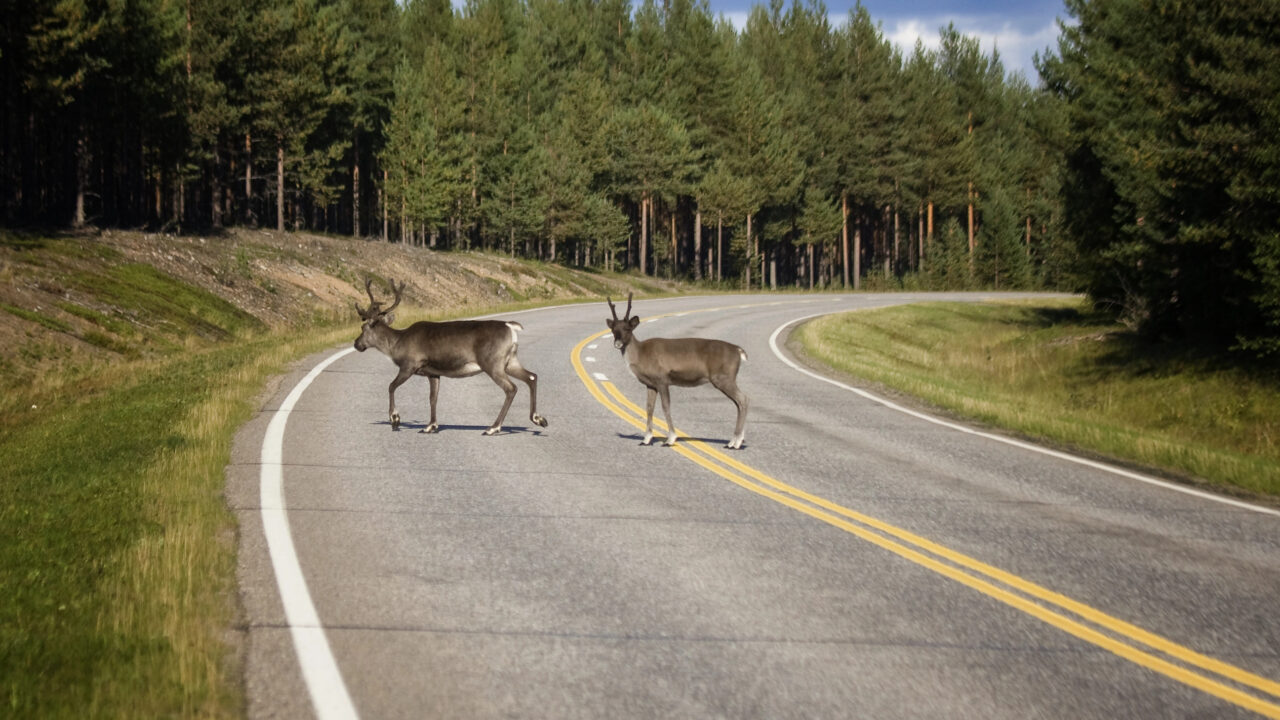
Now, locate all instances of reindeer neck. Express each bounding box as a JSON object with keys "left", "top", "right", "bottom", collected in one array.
[{"left": 368, "top": 321, "right": 406, "bottom": 353}]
